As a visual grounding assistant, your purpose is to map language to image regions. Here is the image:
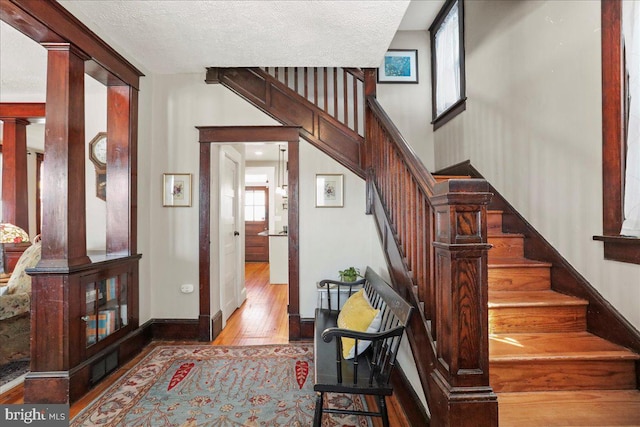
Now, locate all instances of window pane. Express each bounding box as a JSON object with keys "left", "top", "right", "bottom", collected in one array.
[
  {"left": 435, "top": 2, "right": 461, "bottom": 115},
  {"left": 255, "top": 190, "right": 266, "bottom": 206},
  {"left": 254, "top": 206, "right": 266, "bottom": 221},
  {"left": 245, "top": 191, "right": 255, "bottom": 205},
  {"left": 245, "top": 206, "right": 254, "bottom": 221}
]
